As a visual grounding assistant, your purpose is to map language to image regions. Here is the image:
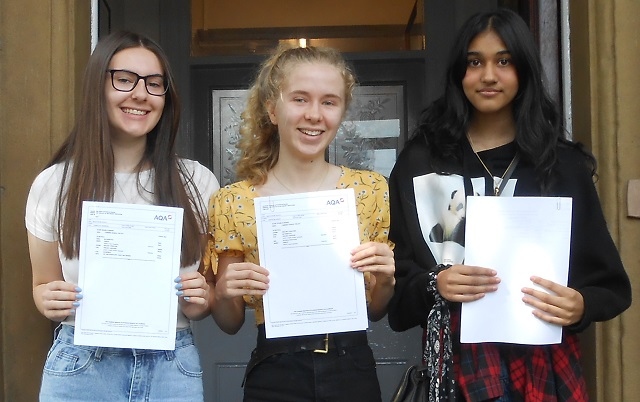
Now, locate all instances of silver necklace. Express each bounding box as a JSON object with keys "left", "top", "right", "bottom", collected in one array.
[
  {"left": 467, "top": 134, "right": 519, "bottom": 196},
  {"left": 114, "top": 173, "right": 135, "bottom": 203}
]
